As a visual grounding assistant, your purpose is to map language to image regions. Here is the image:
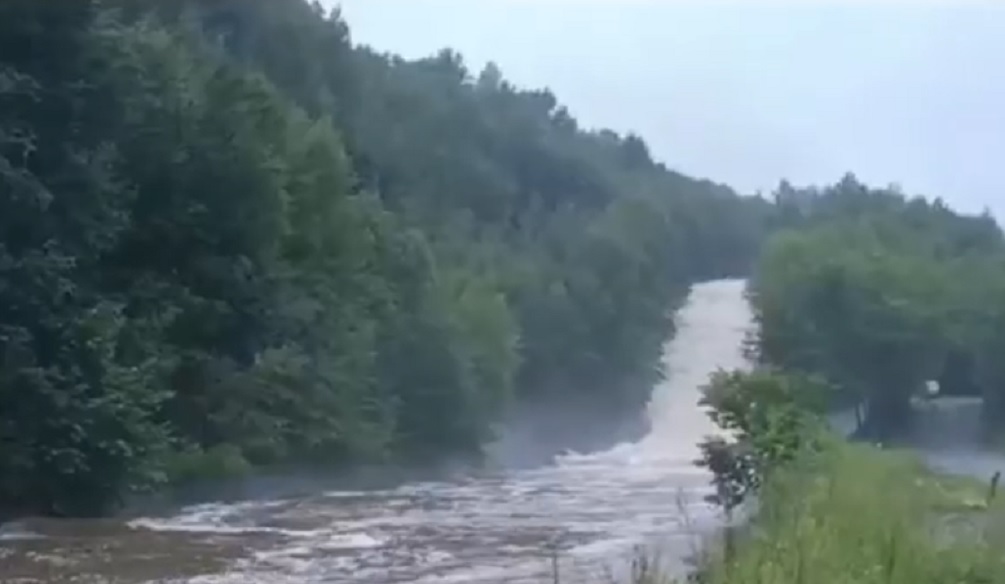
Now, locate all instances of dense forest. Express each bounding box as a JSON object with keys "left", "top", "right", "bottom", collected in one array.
[
  {"left": 5, "top": 0, "right": 1003, "bottom": 521},
  {"left": 747, "top": 176, "right": 1005, "bottom": 440},
  {"left": 0, "top": 0, "right": 770, "bottom": 517},
  {"left": 695, "top": 188, "right": 1005, "bottom": 584}
]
